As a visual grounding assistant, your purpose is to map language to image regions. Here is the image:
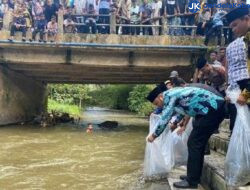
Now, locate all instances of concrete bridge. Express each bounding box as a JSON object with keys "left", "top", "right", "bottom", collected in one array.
[{"left": 0, "top": 34, "right": 206, "bottom": 125}]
